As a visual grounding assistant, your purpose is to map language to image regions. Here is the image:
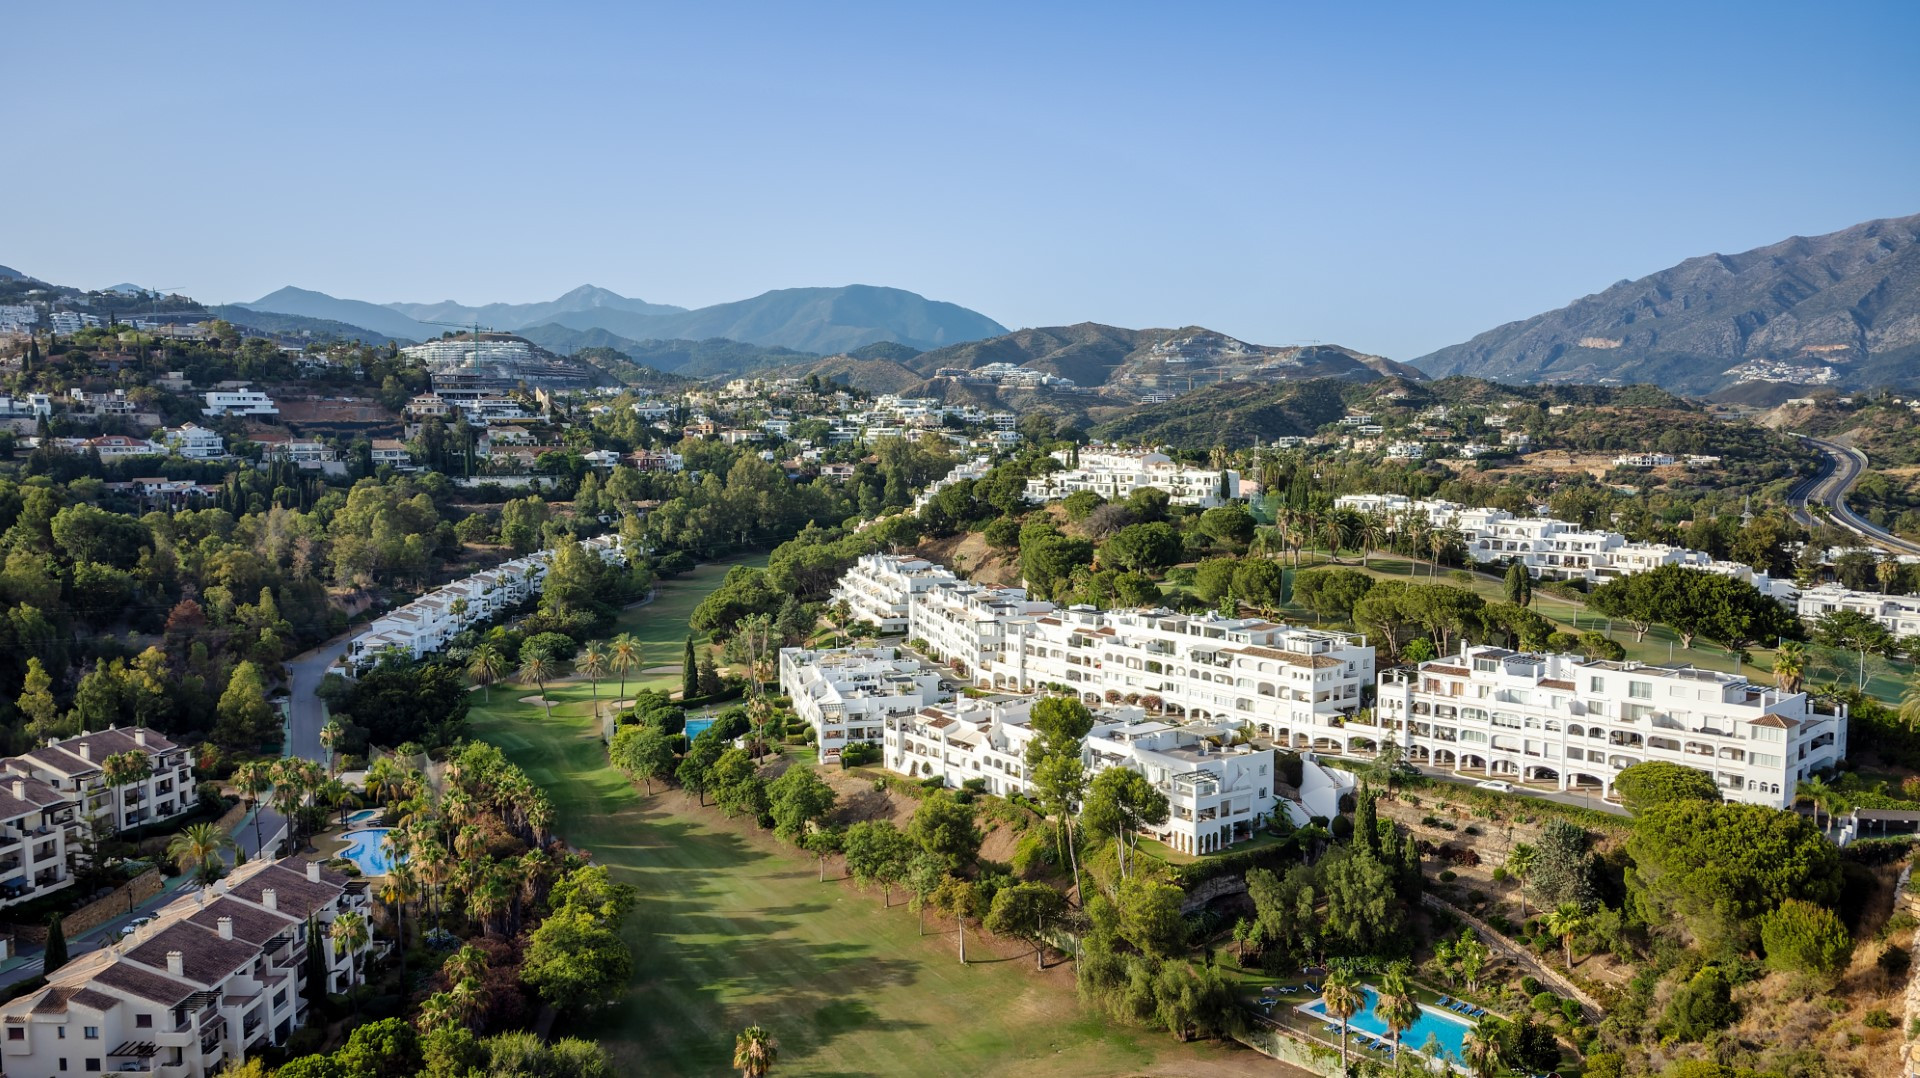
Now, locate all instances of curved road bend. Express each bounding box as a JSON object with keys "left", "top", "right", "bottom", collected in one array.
[
  {"left": 1790, "top": 435, "right": 1920, "bottom": 557},
  {"left": 285, "top": 633, "right": 355, "bottom": 765}
]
